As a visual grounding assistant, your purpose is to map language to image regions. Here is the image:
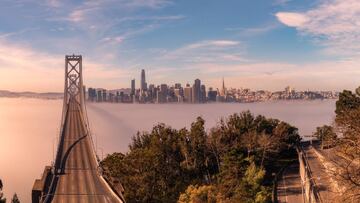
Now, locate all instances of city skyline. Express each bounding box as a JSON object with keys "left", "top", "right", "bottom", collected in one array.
[
  {"left": 91, "top": 68, "right": 339, "bottom": 94},
  {"left": 1, "top": 0, "right": 360, "bottom": 92},
  {"left": 86, "top": 69, "right": 338, "bottom": 104}
]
